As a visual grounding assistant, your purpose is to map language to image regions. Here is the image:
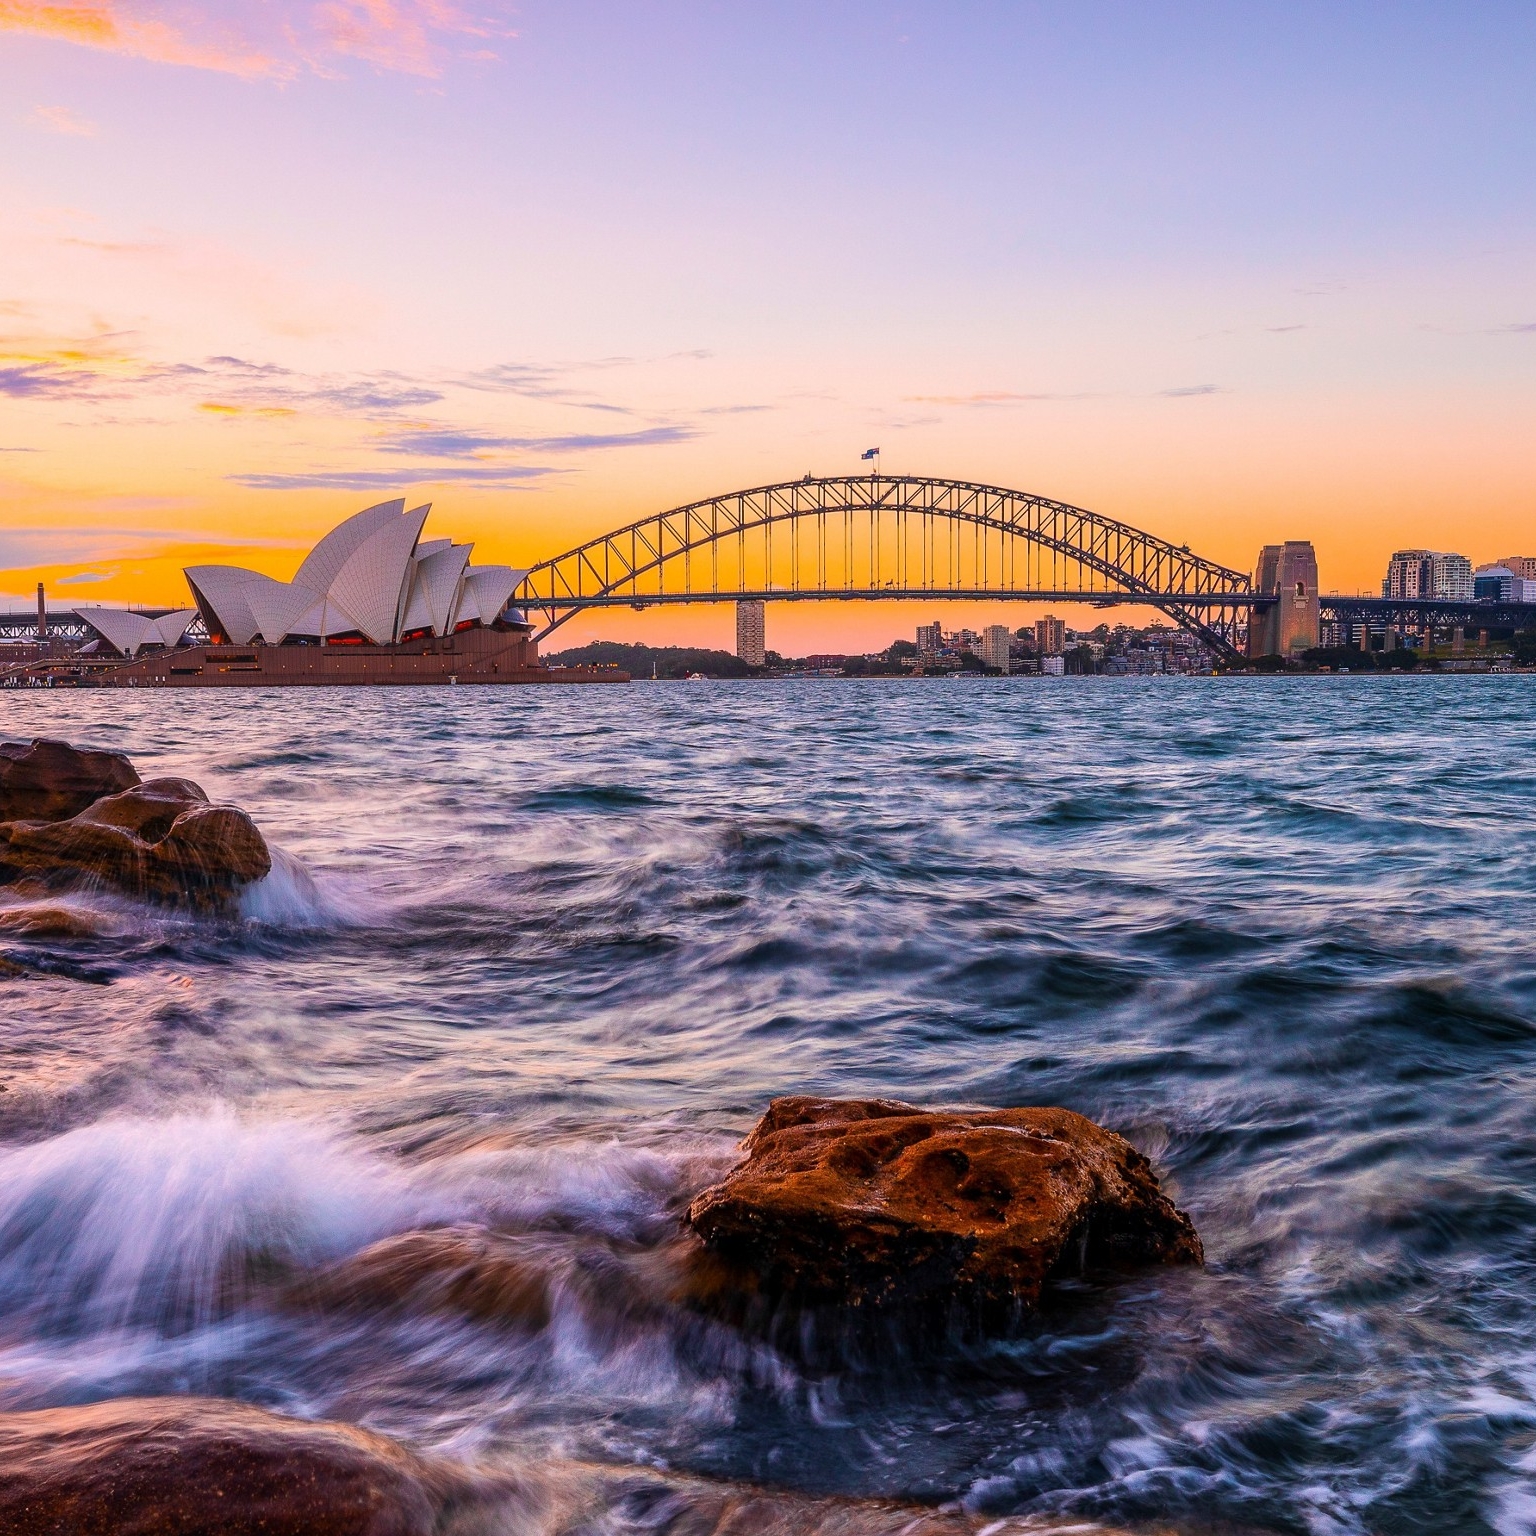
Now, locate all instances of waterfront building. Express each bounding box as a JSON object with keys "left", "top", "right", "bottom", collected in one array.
[
  {"left": 980, "top": 624, "right": 1012, "bottom": 672},
  {"left": 1494, "top": 556, "right": 1536, "bottom": 581},
  {"left": 735, "top": 600, "right": 765, "bottom": 667},
  {"left": 1430, "top": 552, "right": 1474, "bottom": 601},
  {"left": 1035, "top": 615, "right": 1066, "bottom": 655},
  {"left": 916, "top": 621, "right": 943, "bottom": 655},
  {"left": 76, "top": 607, "right": 200, "bottom": 658},
  {"left": 1383, "top": 550, "right": 1434, "bottom": 600},
  {"left": 1475, "top": 566, "right": 1517, "bottom": 602},
  {"left": 1041, "top": 655, "right": 1065, "bottom": 676},
  {"left": 185, "top": 499, "right": 526, "bottom": 647},
  {"left": 1382, "top": 549, "right": 1473, "bottom": 602},
  {"left": 1248, "top": 542, "right": 1320, "bottom": 658},
  {"left": 1474, "top": 563, "right": 1536, "bottom": 603}
]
